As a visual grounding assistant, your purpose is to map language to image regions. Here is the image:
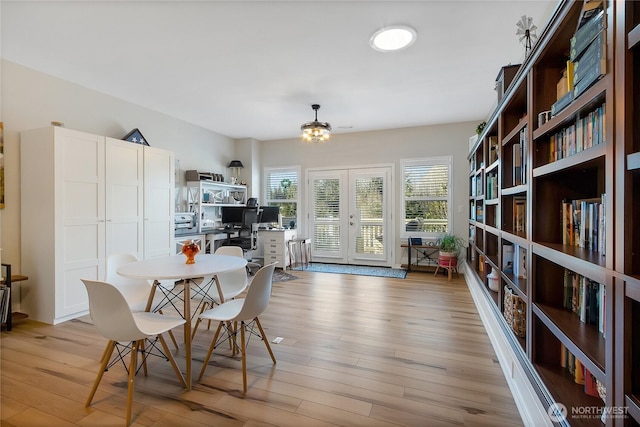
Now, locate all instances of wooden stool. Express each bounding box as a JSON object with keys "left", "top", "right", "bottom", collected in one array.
[
  {"left": 434, "top": 252, "right": 458, "bottom": 281},
  {"left": 288, "top": 237, "right": 311, "bottom": 269}
]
